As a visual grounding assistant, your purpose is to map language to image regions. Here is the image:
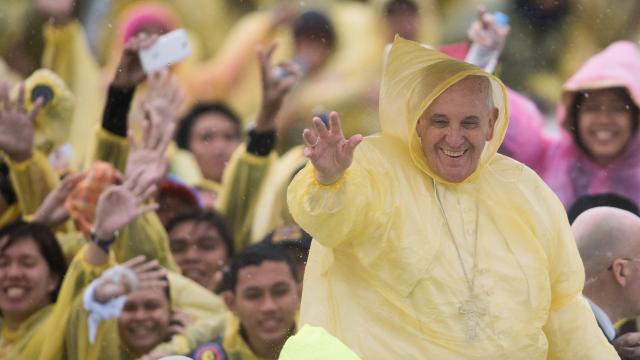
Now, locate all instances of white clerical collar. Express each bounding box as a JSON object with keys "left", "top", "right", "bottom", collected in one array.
[{"left": 587, "top": 298, "right": 616, "bottom": 341}]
